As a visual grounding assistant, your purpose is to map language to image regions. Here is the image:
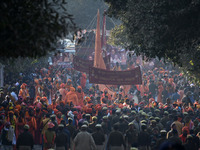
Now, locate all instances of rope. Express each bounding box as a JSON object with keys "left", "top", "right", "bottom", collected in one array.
[
  {"left": 109, "top": 18, "right": 116, "bottom": 26},
  {"left": 76, "top": 6, "right": 106, "bottom": 58},
  {"left": 75, "top": 14, "right": 97, "bottom": 57},
  {"left": 82, "top": 7, "right": 106, "bottom": 59},
  {"left": 82, "top": 17, "right": 97, "bottom": 58}
]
